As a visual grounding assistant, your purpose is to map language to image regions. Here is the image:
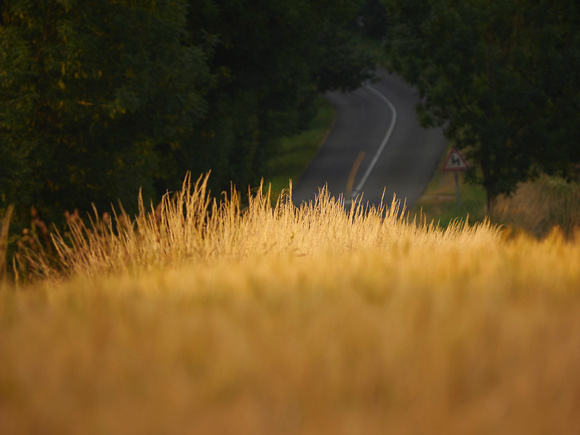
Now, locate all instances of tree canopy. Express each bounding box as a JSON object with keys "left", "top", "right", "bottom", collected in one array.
[
  {"left": 1, "top": 0, "right": 374, "bottom": 228},
  {"left": 1, "top": 0, "right": 213, "bottom": 222},
  {"left": 384, "top": 0, "right": 580, "bottom": 209},
  {"left": 183, "top": 0, "right": 375, "bottom": 191}
]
